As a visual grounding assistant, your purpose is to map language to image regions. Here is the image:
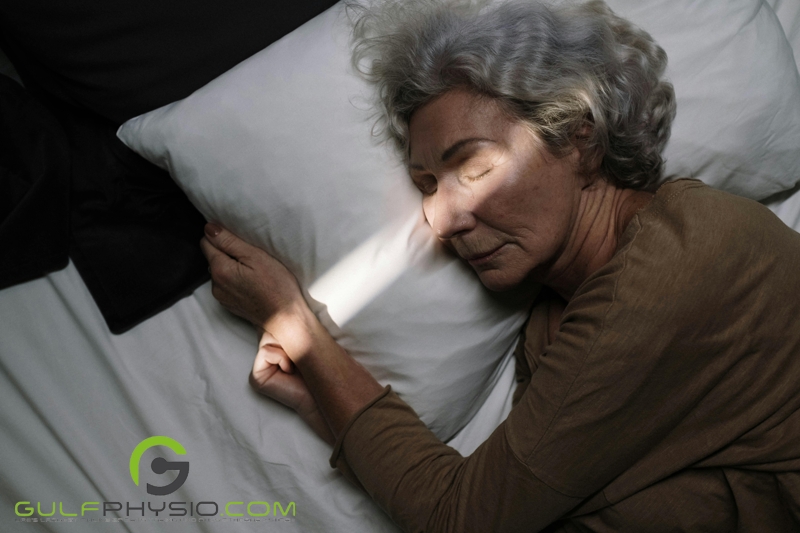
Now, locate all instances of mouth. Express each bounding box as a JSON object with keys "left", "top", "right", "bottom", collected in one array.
[{"left": 464, "top": 244, "right": 505, "bottom": 267}]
